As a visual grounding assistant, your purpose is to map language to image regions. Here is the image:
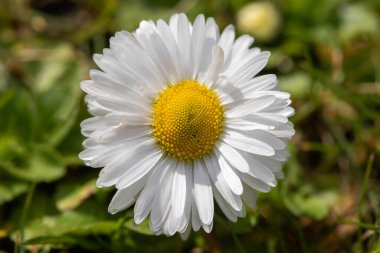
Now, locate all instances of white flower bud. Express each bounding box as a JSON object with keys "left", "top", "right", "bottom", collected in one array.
[{"left": 237, "top": 2, "right": 281, "bottom": 41}]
